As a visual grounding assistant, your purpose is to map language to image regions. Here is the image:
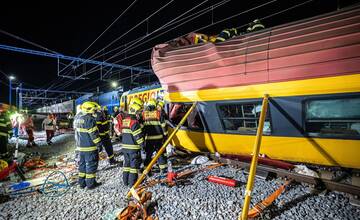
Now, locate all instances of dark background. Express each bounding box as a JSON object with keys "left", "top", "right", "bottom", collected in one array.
[{"left": 0, "top": 0, "right": 359, "bottom": 107}]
